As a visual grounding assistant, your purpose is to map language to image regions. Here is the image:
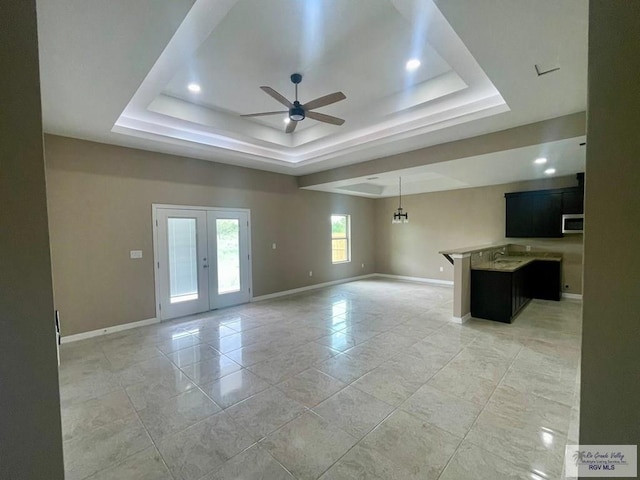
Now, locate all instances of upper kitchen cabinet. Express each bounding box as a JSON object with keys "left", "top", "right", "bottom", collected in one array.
[
  {"left": 505, "top": 174, "right": 584, "bottom": 238},
  {"left": 561, "top": 187, "right": 585, "bottom": 214},
  {"left": 505, "top": 190, "right": 563, "bottom": 238}
]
